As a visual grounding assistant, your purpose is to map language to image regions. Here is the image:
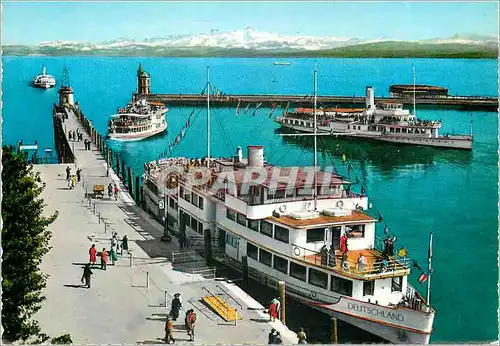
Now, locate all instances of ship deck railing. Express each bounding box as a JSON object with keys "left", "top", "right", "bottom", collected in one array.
[{"left": 291, "top": 242, "right": 411, "bottom": 280}]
